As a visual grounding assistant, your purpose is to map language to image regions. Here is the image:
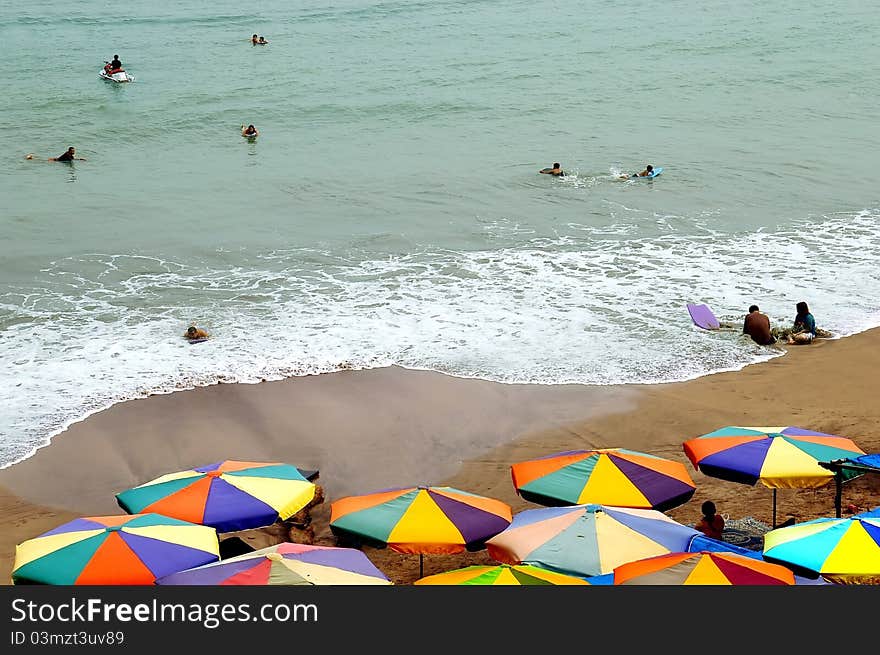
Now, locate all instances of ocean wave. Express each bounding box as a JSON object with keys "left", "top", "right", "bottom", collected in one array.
[{"left": 1, "top": 208, "right": 879, "bottom": 469}]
